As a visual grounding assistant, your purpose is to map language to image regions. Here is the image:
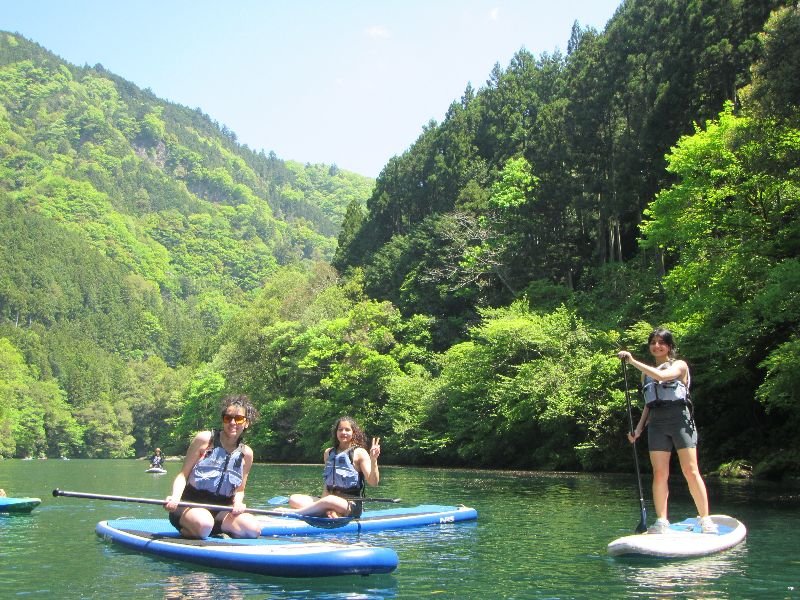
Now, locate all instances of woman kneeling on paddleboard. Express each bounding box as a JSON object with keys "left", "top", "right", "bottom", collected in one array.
[
  {"left": 164, "top": 394, "right": 262, "bottom": 539},
  {"left": 285, "top": 416, "right": 381, "bottom": 518},
  {"left": 618, "top": 328, "right": 718, "bottom": 535}
]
